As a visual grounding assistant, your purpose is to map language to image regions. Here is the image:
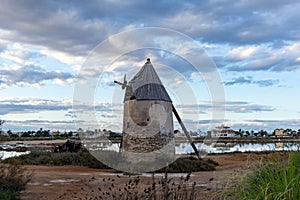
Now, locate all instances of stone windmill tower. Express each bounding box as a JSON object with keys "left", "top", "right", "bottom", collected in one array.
[{"left": 115, "top": 58, "right": 174, "bottom": 164}]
